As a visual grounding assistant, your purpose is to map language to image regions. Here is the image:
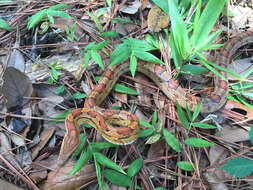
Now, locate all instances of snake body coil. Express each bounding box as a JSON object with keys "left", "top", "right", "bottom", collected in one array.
[{"left": 58, "top": 31, "right": 253, "bottom": 165}]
